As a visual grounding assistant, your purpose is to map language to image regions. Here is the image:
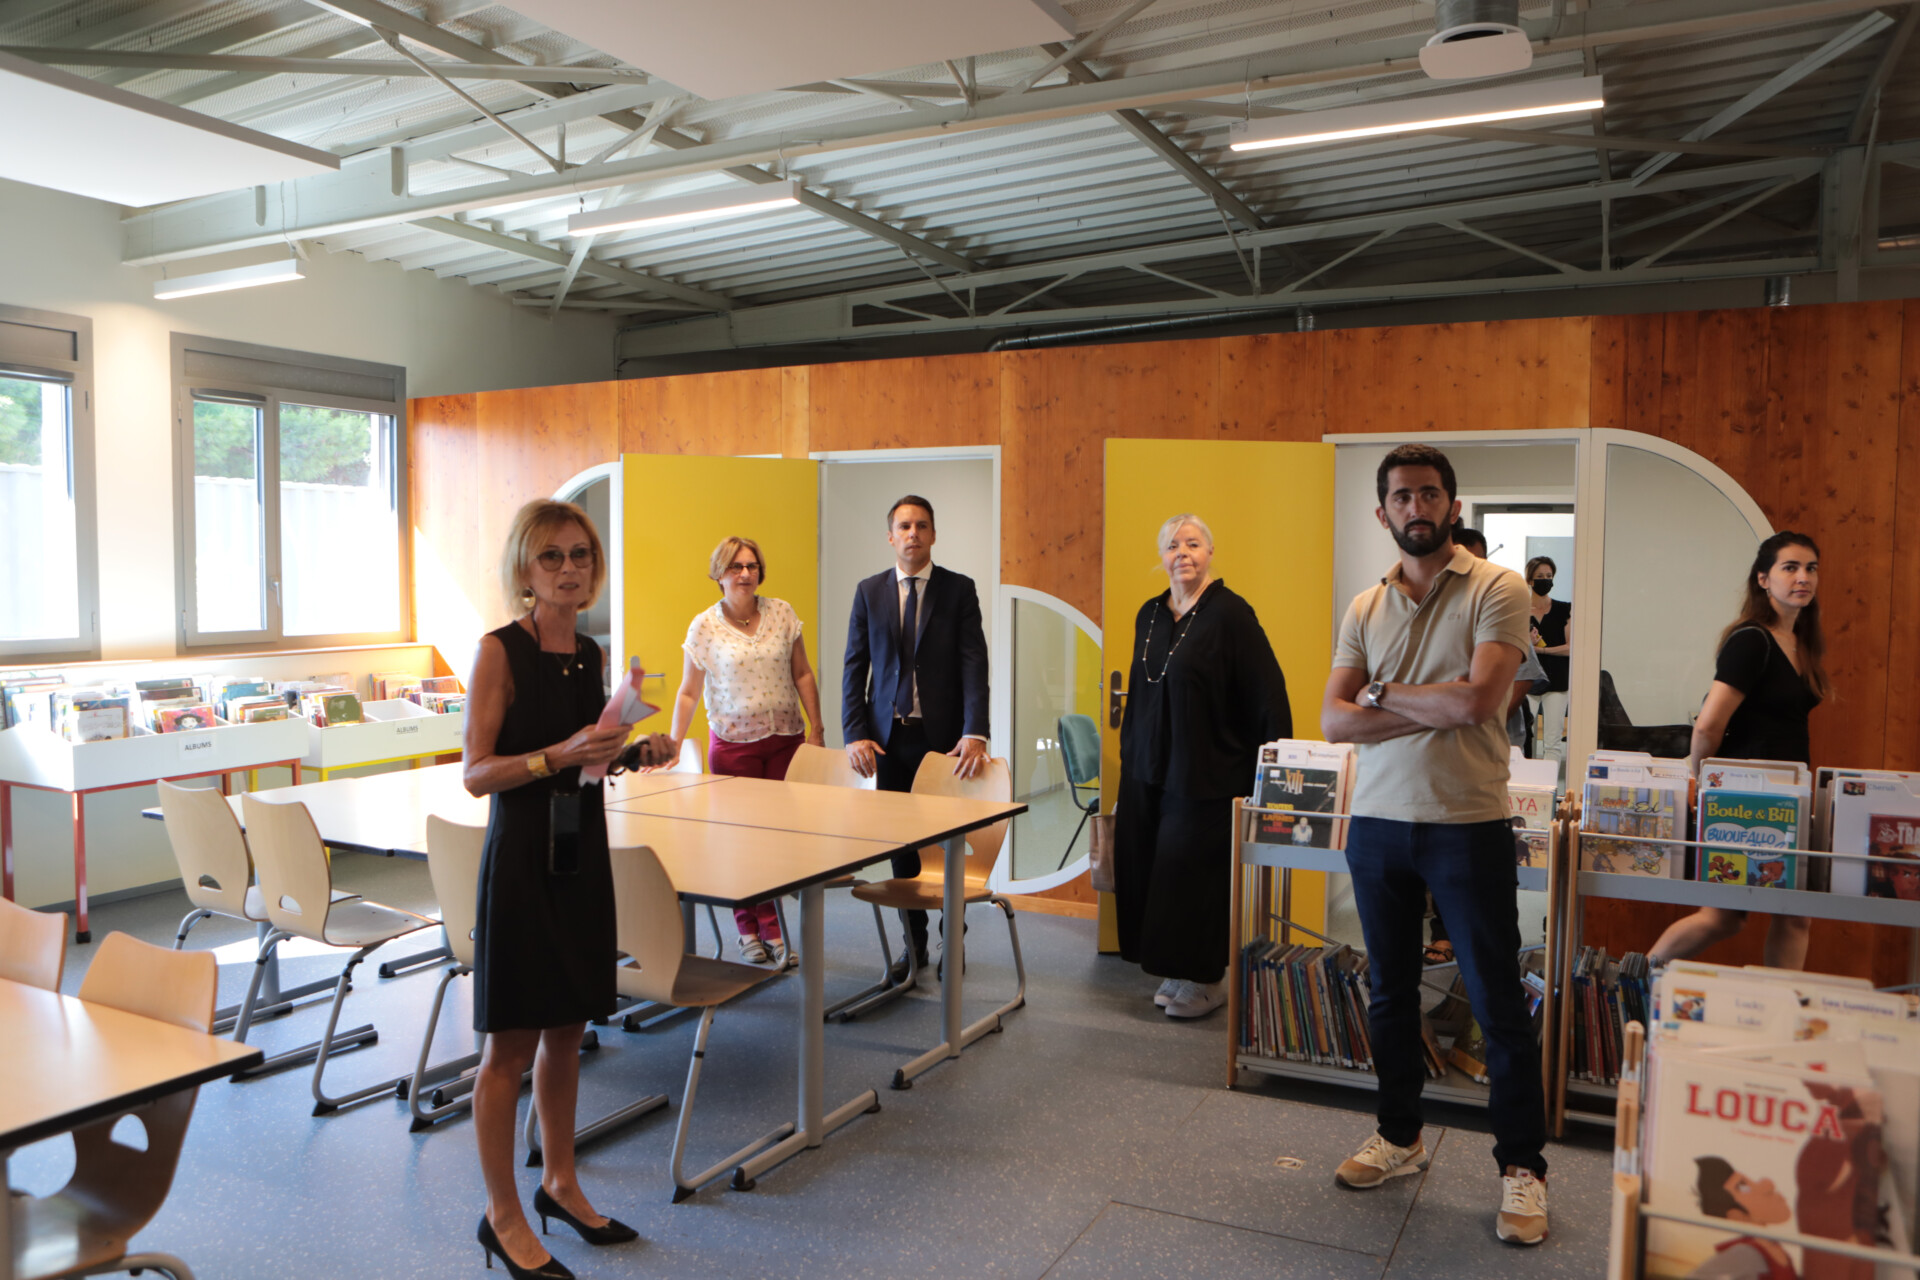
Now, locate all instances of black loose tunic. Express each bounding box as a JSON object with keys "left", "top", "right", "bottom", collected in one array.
[
  {"left": 472, "top": 620, "right": 617, "bottom": 1033},
  {"left": 1715, "top": 625, "right": 1820, "bottom": 766}
]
